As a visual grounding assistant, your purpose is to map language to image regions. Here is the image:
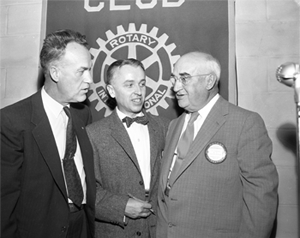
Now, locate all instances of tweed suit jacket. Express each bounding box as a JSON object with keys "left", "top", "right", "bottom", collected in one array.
[
  {"left": 1, "top": 90, "right": 96, "bottom": 238},
  {"left": 86, "top": 109, "right": 169, "bottom": 238},
  {"left": 156, "top": 96, "right": 278, "bottom": 238}
]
